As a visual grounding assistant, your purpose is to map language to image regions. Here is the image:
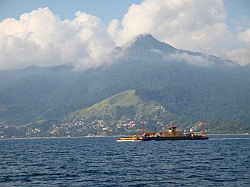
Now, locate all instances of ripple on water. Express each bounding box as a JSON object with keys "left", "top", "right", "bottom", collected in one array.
[{"left": 0, "top": 136, "right": 249, "bottom": 186}]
